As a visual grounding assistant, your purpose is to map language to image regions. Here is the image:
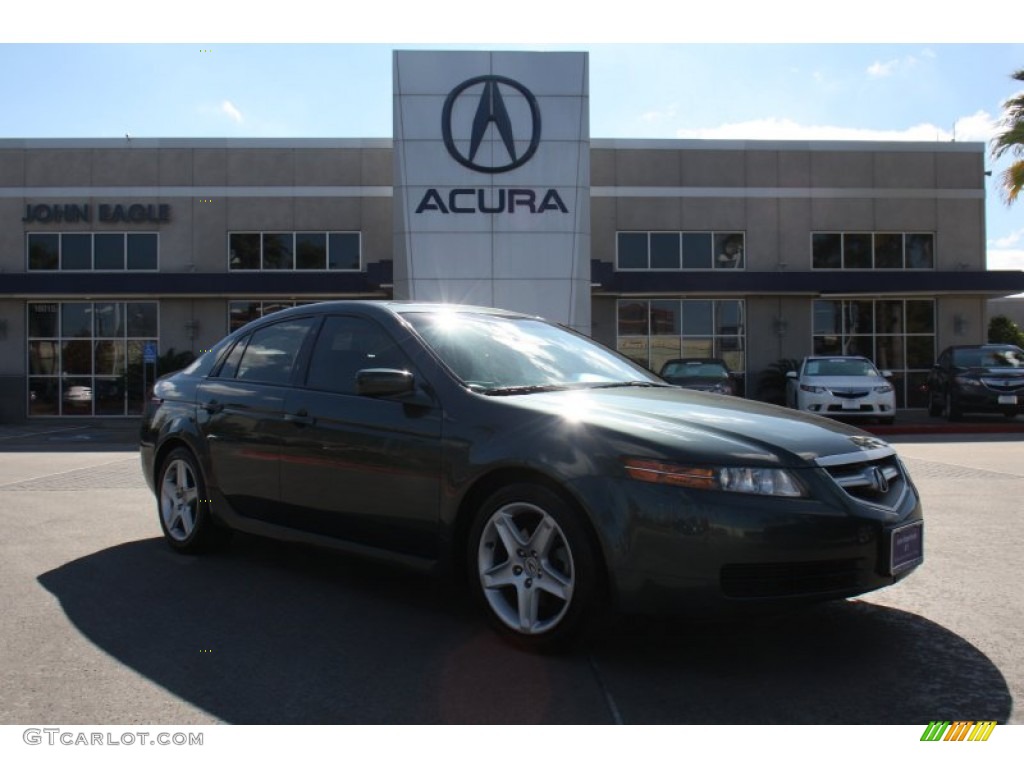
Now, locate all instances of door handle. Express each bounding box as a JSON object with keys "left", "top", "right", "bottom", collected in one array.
[
  {"left": 285, "top": 410, "right": 314, "bottom": 427},
  {"left": 202, "top": 400, "right": 224, "bottom": 414}
]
